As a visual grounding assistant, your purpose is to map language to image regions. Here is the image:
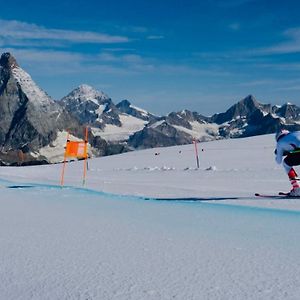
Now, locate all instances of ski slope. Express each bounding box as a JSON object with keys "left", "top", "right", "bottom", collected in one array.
[
  {"left": 1, "top": 133, "right": 299, "bottom": 211},
  {"left": 0, "top": 134, "right": 300, "bottom": 299}
]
